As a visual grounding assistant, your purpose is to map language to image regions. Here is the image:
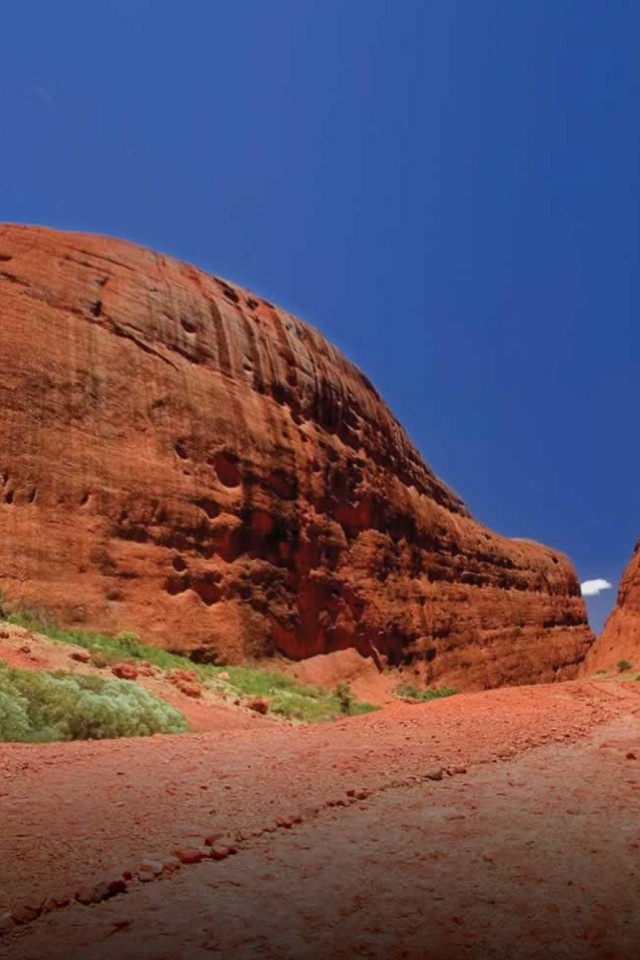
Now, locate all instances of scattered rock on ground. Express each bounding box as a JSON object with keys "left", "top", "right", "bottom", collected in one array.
[{"left": 111, "top": 663, "right": 139, "bottom": 681}]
